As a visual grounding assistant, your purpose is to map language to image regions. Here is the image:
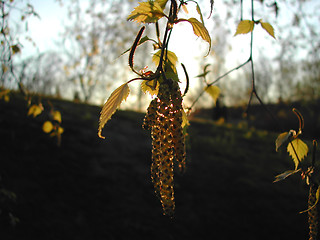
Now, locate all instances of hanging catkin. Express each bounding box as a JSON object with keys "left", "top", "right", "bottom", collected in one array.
[{"left": 143, "top": 80, "right": 186, "bottom": 216}]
